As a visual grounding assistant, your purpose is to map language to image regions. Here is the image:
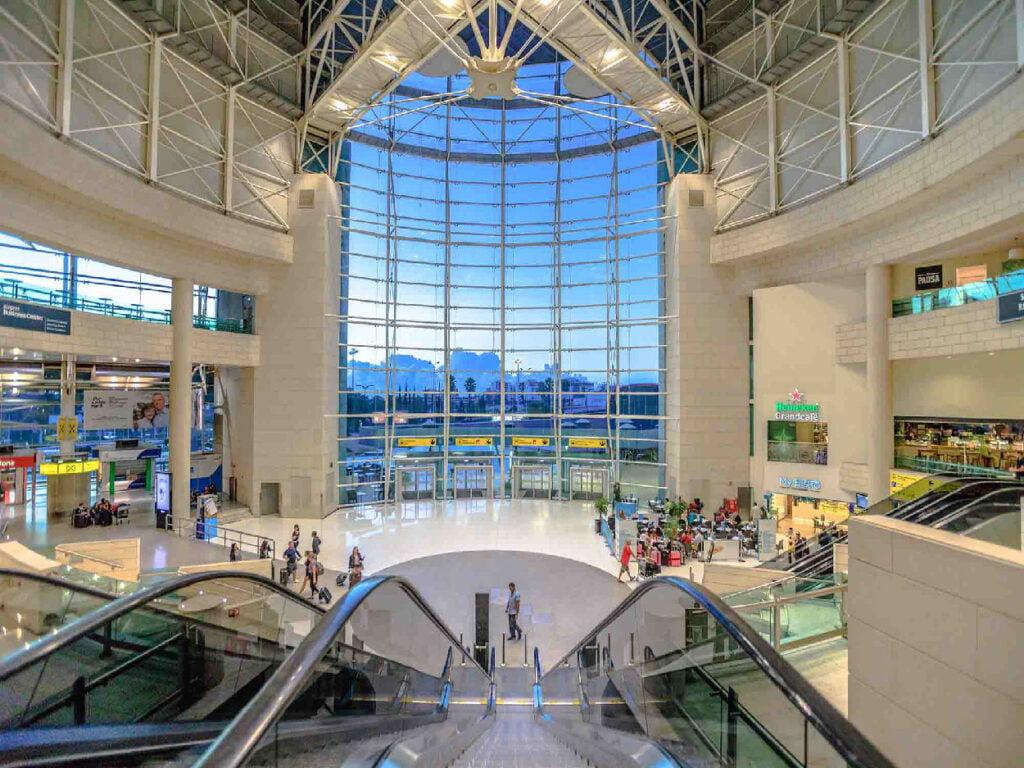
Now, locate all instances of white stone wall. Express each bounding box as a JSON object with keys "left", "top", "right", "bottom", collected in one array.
[
  {"left": 232, "top": 174, "right": 340, "bottom": 519},
  {"left": 836, "top": 302, "right": 1024, "bottom": 364},
  {"left": 665, "top": 174, "right": 749, "bottom": 505},
  {"left": 751, "top": 277, "right": 867, "bottom": 504},
  {"left": 708, "top": 76, "right": 1024, "bottom": 291},
  {"left": 847, "top": 515, "right": 1024, "bottom": 768},
  {"left": 838, "top": 461, "right": 868, "bottom": 494},
  {"left": 0, "top": 309, "right": 259, "bottom": 367}
]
